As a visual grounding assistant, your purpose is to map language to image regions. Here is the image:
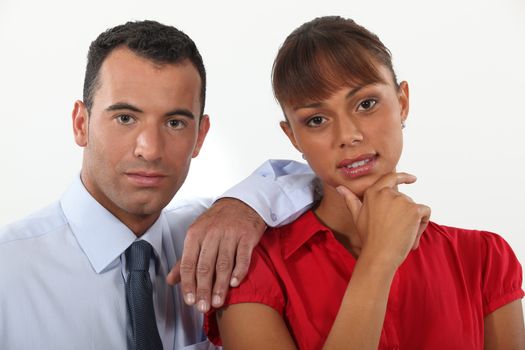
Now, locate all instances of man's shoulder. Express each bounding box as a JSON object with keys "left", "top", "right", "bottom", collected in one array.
[
  {"left": 163, "top": 197, "right": 212, "bottom": 226},
  {"left": 0, "top": 201, "right": 68, "bottom": 246}
]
